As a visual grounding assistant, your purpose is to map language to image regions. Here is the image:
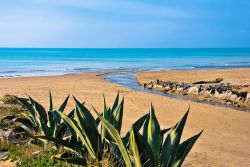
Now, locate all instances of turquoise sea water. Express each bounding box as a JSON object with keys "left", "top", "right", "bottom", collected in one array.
[{"left": 0, "top": 48, "right": 250, "bottom": 78}]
